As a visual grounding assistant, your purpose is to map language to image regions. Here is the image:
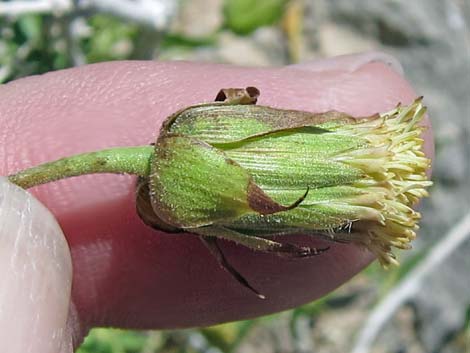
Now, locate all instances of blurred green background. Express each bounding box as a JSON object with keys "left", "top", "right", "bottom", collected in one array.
[{"left": 1, "top": 0, "right": 469, "bottom": 352}]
